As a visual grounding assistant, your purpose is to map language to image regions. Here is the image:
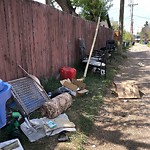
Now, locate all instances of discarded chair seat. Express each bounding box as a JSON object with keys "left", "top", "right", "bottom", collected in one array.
[
  {"left": 82, "top": 59, "right": 106, "bottom": 67},
  {"left": 79, "top": 38, "right": 107, "bottom": 77},
  {"left": 106, "top": 39, "right": 116, "bottom": 52},
  {"left": 8, "top": 76, "right": 49, "bottom": 115}
]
